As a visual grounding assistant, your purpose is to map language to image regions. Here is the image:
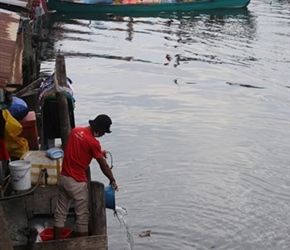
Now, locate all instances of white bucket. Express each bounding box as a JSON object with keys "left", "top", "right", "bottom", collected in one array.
[{"left": 9, "top": 160, "right": 31, "bottom": 191}]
